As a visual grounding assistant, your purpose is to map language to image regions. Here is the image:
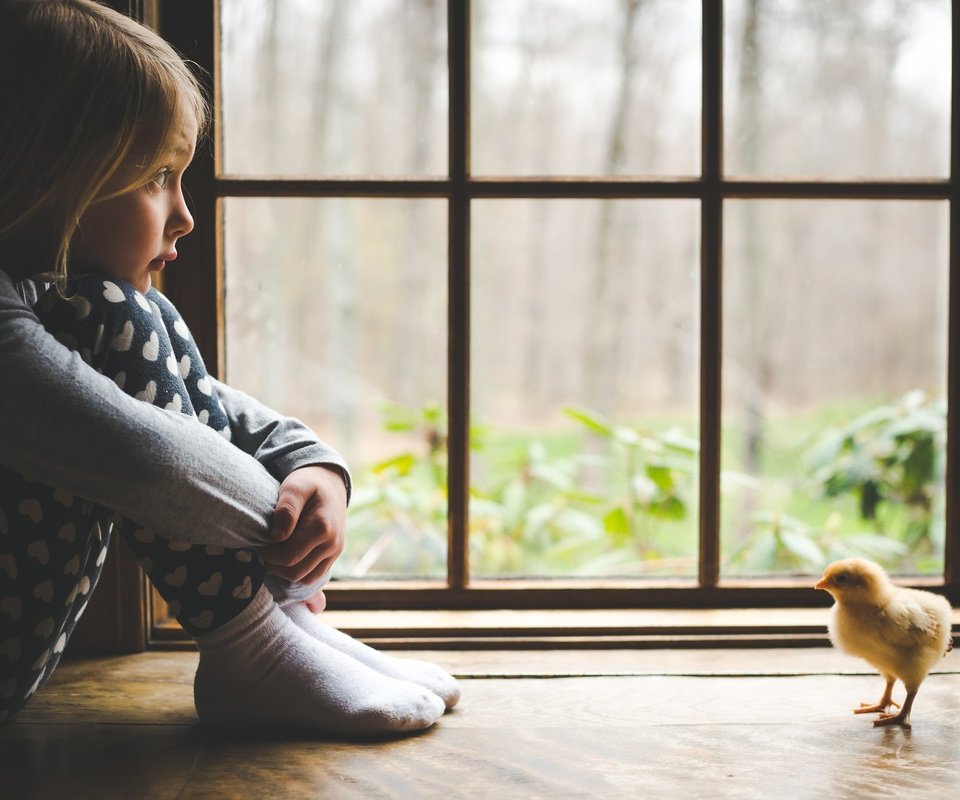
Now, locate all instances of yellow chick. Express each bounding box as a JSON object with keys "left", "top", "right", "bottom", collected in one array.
[{"left": 815, "top": 557, "right": 953, "bottom": 728}]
